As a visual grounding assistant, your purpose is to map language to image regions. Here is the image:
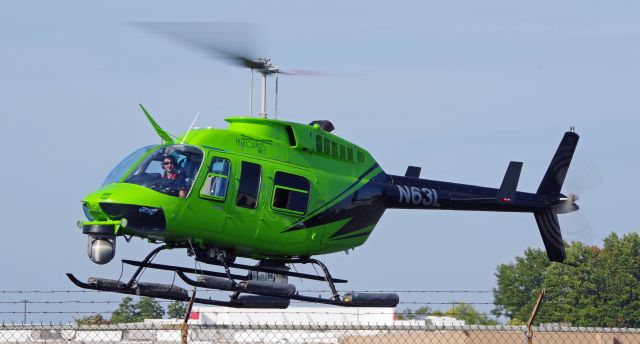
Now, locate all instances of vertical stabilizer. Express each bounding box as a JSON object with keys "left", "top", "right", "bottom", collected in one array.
[
  {"left": 534, "top": 129, "right": 580, "bottom": 263},
  {"left": 534, "top": 210, "right": 565, "bottom": 262},
  {"left": 537, "top": 131, "right": 579, "bottom": 196}
]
